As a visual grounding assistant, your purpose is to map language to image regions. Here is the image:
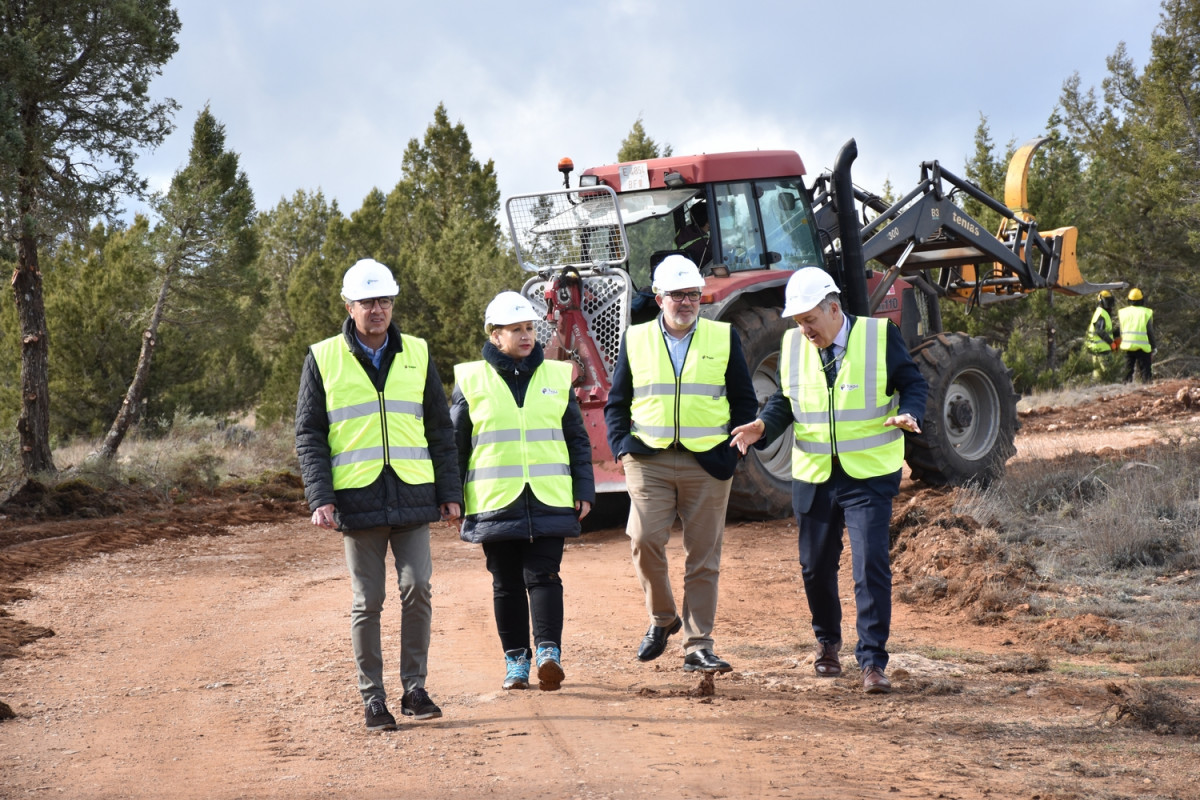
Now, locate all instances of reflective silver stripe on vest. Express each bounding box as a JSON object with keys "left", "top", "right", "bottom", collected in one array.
[
  {"left": 383, "top": 399, "right": 423, "bottom": 418},
  {"left": 525, "top": 428, "right": 566, "bottom": 442},
  {"left": 466, "top": 463, "right": 572, "bottom": 483},
  {"left": 632, "top": 424, "right": 730, "bottom": 439},
  {"left": 471, "top": 428, "right": 565, "bottom": 447},
  {"left": 528, "top": 463, "right": 571, "bottom": 478},
  {"left": 633, "top": 382, "right": 728, "bottom": 399},
  {"left": 472, "top": 428, "right": 523, "bottom": 447},
  {"left": 331, "top": 446, "right": 385, "bottom": 467},
  {"left": 388, "top": 446, "right": 432, "bottom": 461},
  {"left": 328, "top": 399, "right": 422, "bottom": 424},
  {"left": 465, "top": 465, "right": 526, "bottom": 482},
  {"left": 331, "top": 445, "right": 430, "bottom": 467},
  {"left": 328, "top": 400, "right": 382, "bottom": 425},
  {"left": 792, "top": 404, "right": 897, "bottom": 424},
  {"left": 794, "top": 427, "right": 902, "bottom": 453}
]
